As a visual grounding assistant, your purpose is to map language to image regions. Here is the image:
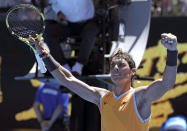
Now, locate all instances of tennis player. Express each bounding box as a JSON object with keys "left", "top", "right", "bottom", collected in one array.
[{"left": 30, "top": 33, "right": 178, "bottom": 131}]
